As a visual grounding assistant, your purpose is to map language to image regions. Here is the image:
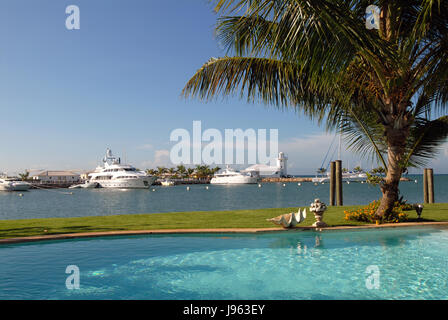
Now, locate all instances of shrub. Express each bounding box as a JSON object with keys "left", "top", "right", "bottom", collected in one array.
[{"left": 344, "top": 200, "right": 409, "bottom": 223}]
